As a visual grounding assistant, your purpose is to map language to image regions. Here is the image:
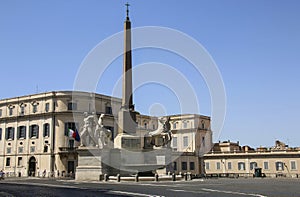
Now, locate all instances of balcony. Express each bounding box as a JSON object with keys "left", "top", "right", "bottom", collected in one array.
[{"left": 58, "top": 147, "right": 78, "bottom": 154}]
